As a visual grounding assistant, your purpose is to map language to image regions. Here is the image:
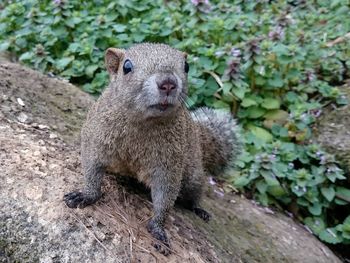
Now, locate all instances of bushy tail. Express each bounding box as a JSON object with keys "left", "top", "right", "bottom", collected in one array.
[{"left": 191, "top": 107, "right": 242, "bottom": 177}]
